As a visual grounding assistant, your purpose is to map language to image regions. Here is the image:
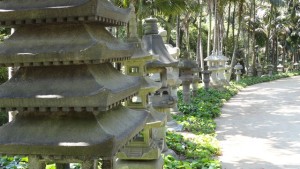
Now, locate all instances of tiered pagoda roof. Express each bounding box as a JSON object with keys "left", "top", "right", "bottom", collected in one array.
[
  {"left": 0, "top": 0, "right": 130, "bottom": 27},
  {"left": 0, "top": 106, "right": 148, "bottom": 157},
  {"left": 0, "top": 24, "right": 134, "bottom": 67},
  {"left": 0, "top": 63, "right": 140, "bottom": 112}
]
